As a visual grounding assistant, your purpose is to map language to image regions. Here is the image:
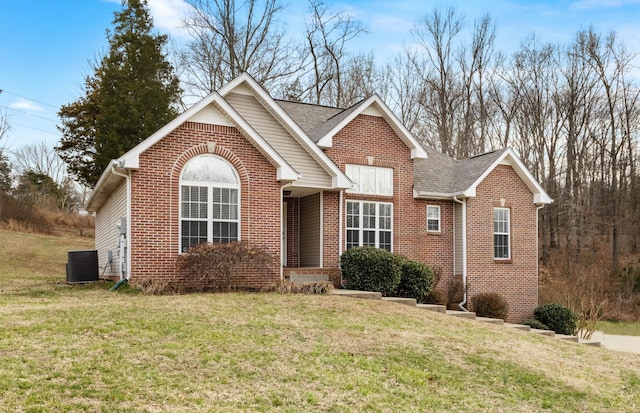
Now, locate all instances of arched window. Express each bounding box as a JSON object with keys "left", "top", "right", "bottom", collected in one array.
[{"left": 180, "top": 155, "right": 240, "bottom": 252}]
